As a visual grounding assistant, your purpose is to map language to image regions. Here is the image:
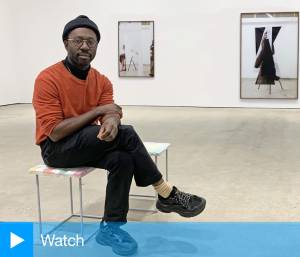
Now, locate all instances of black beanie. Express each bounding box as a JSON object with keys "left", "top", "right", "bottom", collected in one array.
[{"left": 62, "top": 15, "right": 101, "bottom": 42}]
